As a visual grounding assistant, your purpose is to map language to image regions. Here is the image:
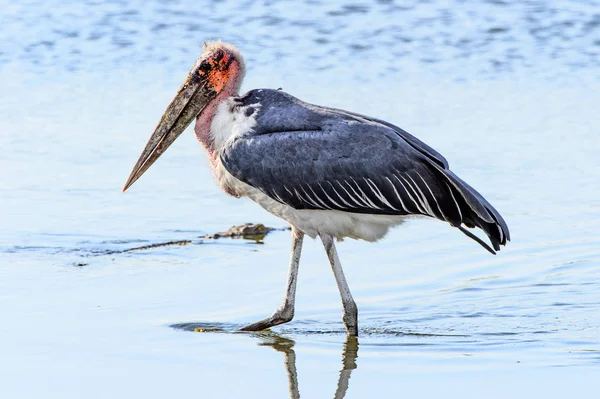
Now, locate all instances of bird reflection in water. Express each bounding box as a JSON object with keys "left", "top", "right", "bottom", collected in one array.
[
  {"left": 256, "top": 334, "right": 359, "bottom": 399},
  {"left": 170, "top": 322, "right": 359, "bottom": 398}
]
